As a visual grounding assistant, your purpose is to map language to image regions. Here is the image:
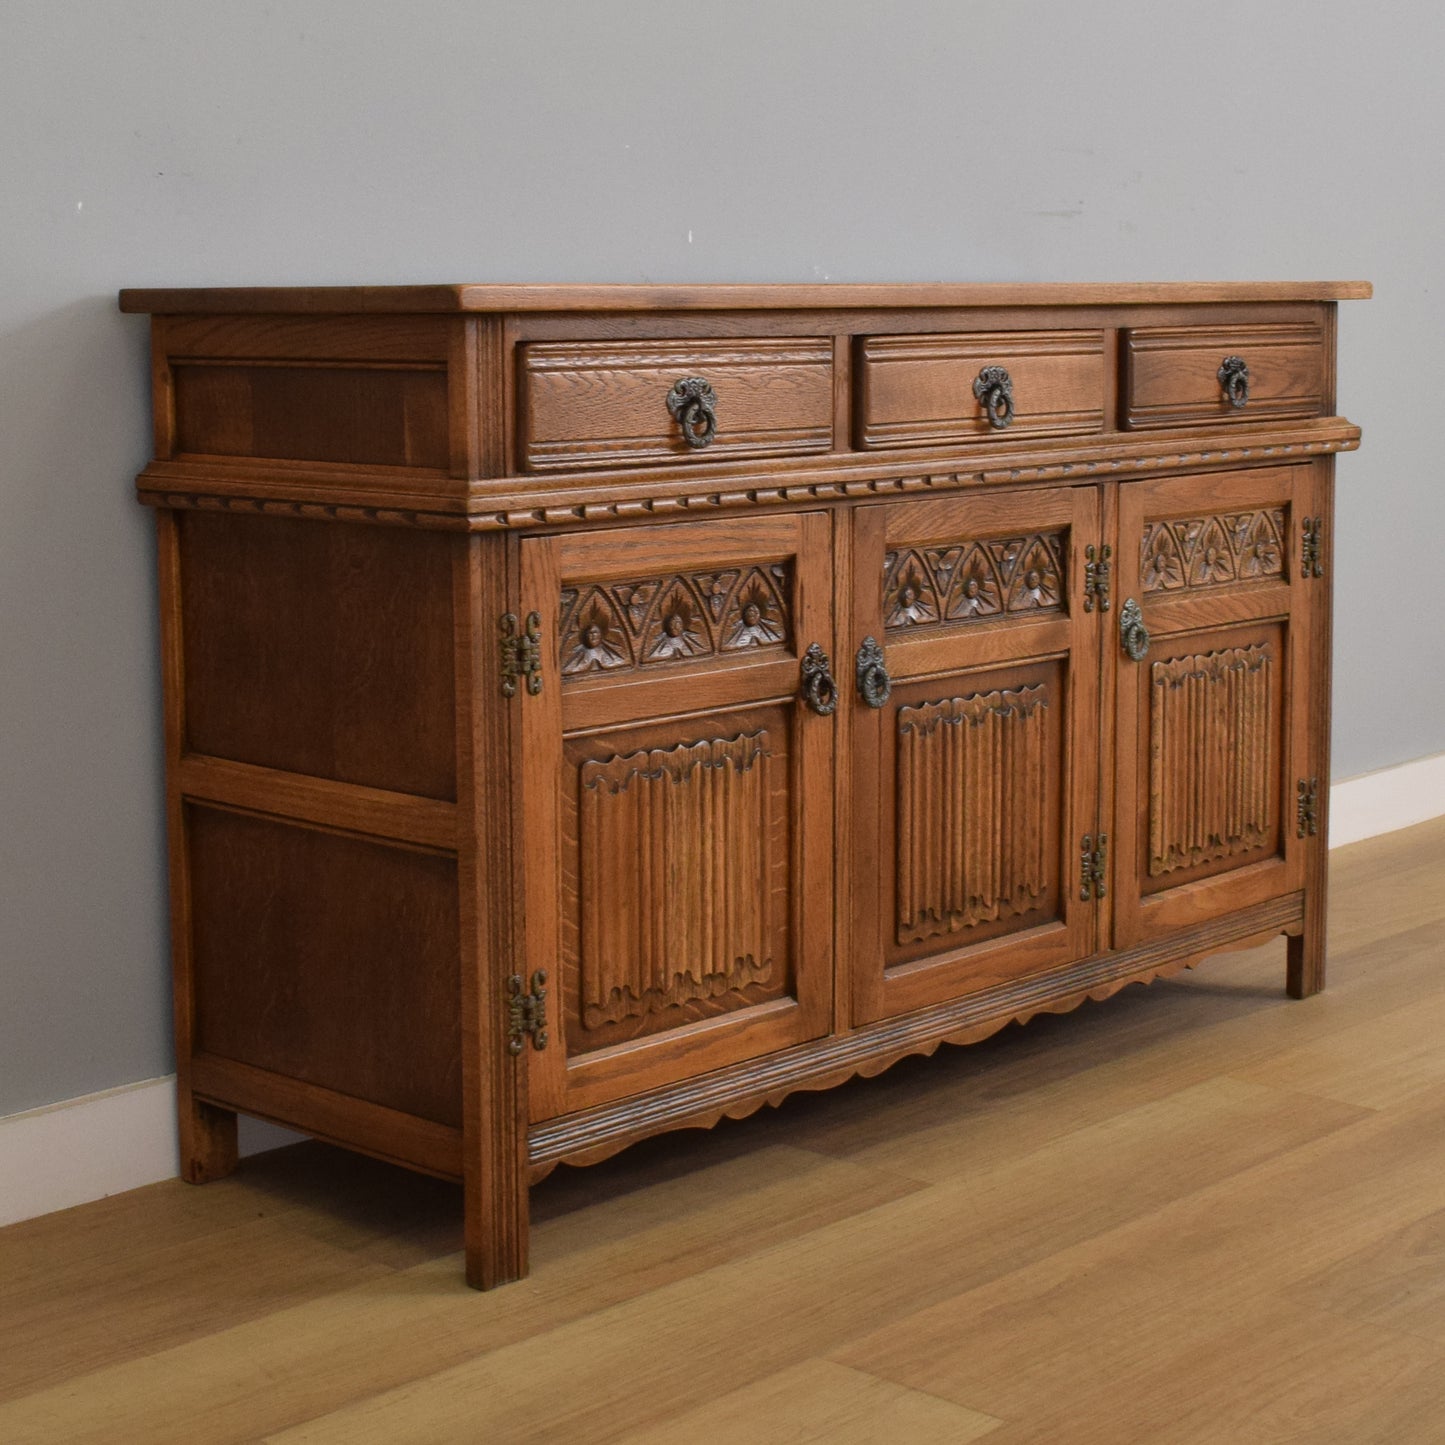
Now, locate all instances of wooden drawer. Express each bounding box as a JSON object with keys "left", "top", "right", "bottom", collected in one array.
[
  {"left": 519, "top": 338, "right": 834, "bottom": 471},
  {"left": 1123, "top": 323, "right": 1325, "bottom": 429},
  {"left": 856, "top": 329, "right": 1105, "bottom": 450}
]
